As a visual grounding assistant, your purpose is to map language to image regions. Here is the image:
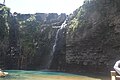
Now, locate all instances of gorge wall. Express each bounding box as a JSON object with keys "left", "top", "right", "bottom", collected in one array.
[
  {"left": 1, "top": 0, "right": 120, "bottom": 73},
  {"left": 0, "top": 4, "right": 66, "bottom": 70},
  {"left": 65, "top": 0, "right": 120, "bottom": 72},
  {"left": 16, "top": 13, "right": 66, "bottom": 70}
]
